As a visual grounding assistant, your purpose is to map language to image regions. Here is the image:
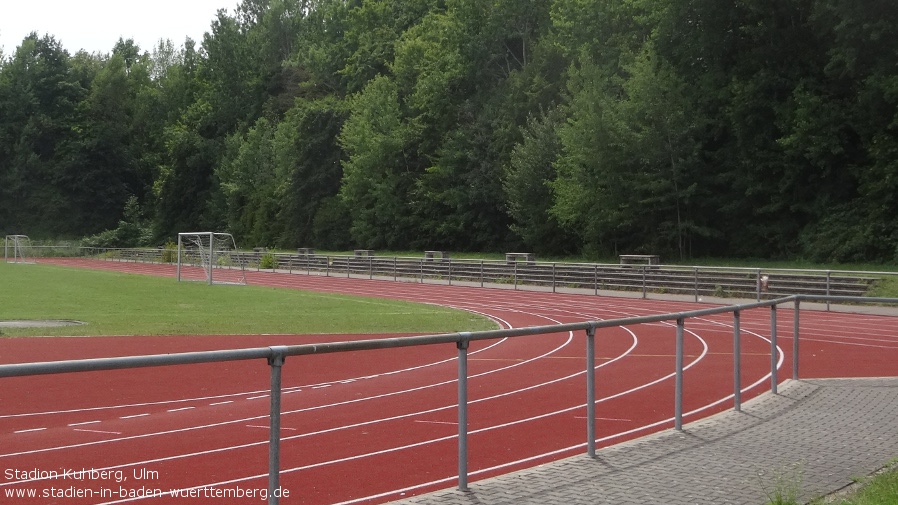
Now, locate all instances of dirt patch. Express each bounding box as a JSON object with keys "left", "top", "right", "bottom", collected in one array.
[{"left": 0, "top": 320, "right": 86, "bottom": 328}]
